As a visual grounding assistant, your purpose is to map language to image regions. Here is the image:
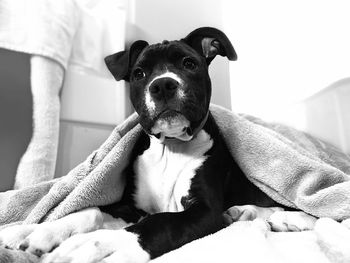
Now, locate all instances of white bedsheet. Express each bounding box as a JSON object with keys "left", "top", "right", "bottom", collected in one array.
[{"left": 152, "top": 218, "right": 350, "bottom": 263}]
